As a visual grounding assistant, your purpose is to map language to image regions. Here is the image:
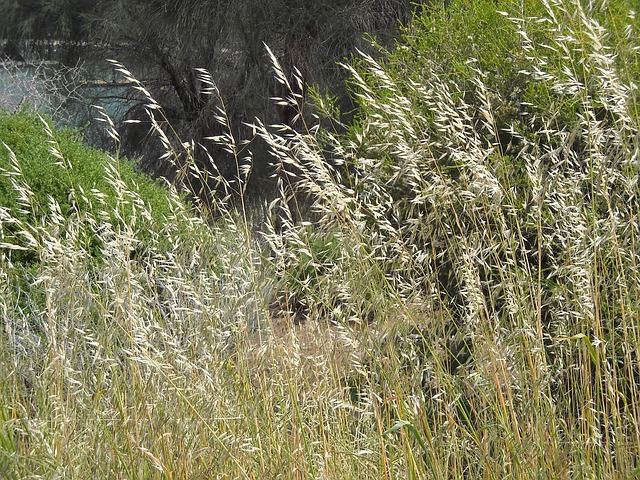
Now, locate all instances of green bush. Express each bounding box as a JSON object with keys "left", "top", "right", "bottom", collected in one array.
[
  {"left": 337, "top": 0, "right": 640, "bottom": 301},
  {"left": 0, "top": 110, "right": 176, "bottom": 264},
  {"left": 375, "top": 0, "right": 639, "bottom": 138}
]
